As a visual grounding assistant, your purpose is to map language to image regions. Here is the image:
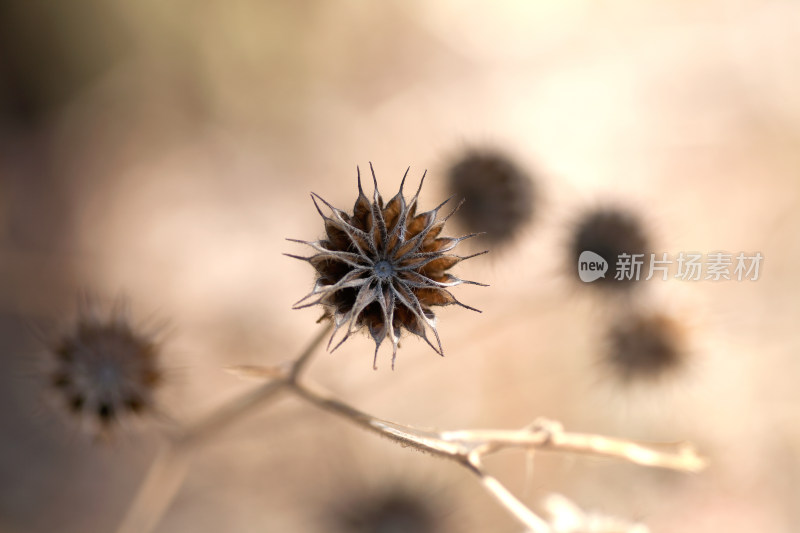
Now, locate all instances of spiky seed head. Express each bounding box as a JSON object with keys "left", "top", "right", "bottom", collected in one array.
[
  {"left": 329, "top": 484, "right": 442, "bottom": 533},
  {"left": 288, "top": 163, "right": 486, "bottom": 369},
  {"left": 570, "top": 206, "right": 651, "bottom": 291},
  {"left": 49, "top": 302, "right": 161, "bottom": 431},
  {"left": 446, "top": 149, "right": 535, "bottom": 247},
  {"left": 605, "top": 312, "right": 687, "bottom": 382}
]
